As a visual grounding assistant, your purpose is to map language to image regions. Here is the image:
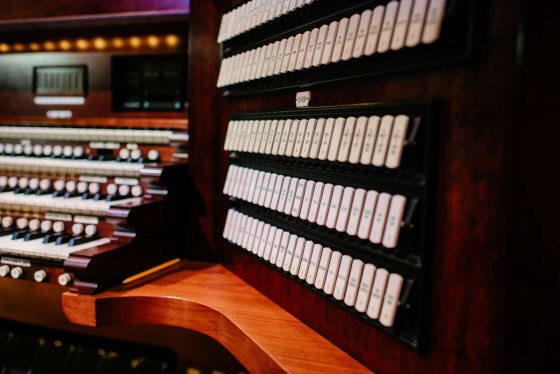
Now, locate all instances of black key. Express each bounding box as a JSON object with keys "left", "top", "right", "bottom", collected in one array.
[
  {"left": 97, "top": 155, "right": 116, "bottom": 162},
  {"left": 33, "top": 340, "right": 74, "bottom": 374},
  {"left": 67, "top": 347, "right": 103, "bottom": 374},
  {"left": 35, "top": 190, "right": 52, "bottom": 196},
  {"left": 25, "top": 189, "right": 39, "bottom": 195},
  {"left": 68, "top": 236, "right": 98, "bottom": 247},
  {"left": 64, "top": 192, "right": 81, "bottom": 198},
  {"left": 129, "top": 357, "right": 168, "bottom": 374},
  {"left": 11, "top": 230, "right": 29, "bottom": 240},
  {"left": 106, "top": 195, "right": 128, "bottom": 202},
  {"left": 1, "top": 334, "right": 44, "bottom": 374},
  {"left": 13, "top": 188, "right": 26, "bottom": 194},
  {"left": 81, "top": 193, "right": 93, "bottom": 200},
  {"left": 52, "top": 191, "right": 65, "bottom": 198},
  {"left": 55, "top": 235, "right": 72, "bottom": 245},
  {"left": 24, "top": 231, "right": 46, "bottom": 241},
  {"left": 43, "top": 233, "right": 66, "bottom": 244},
  {"left": 93, "top": 194, "right": 108, "bottom": 201},
  {"left": 0, "top": 229, "right": 16, "bottom": 237}
]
